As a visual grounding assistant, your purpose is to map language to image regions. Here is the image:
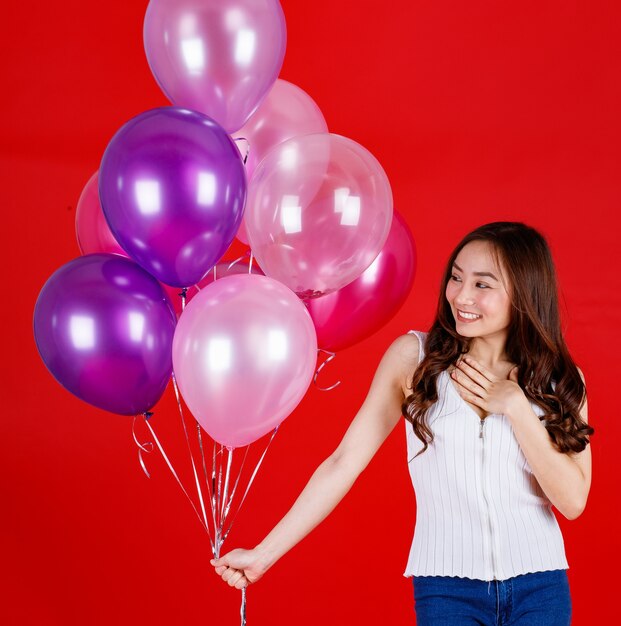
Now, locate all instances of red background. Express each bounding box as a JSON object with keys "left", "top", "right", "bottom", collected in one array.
[{"left": 2, "top": 0, "right": 619, "bottom": 623}]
